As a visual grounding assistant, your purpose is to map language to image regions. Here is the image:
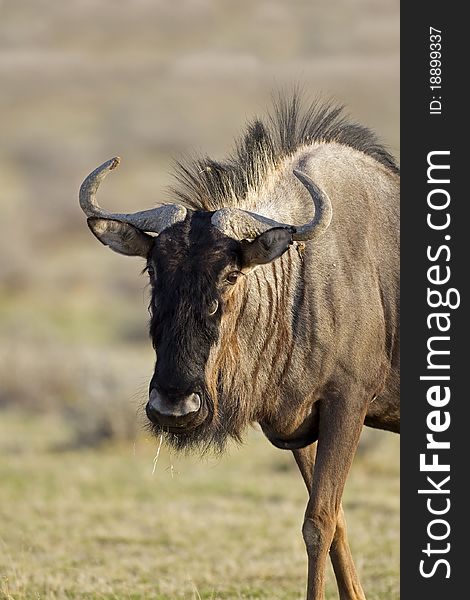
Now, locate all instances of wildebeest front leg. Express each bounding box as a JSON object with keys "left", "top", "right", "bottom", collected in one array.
[
  {"left": 293, "top": 446, "right": 366, "bottom": 600},
  {"left": 330, "top": 505, "right": 366, "bottom": 600},
  {"left": 299, "top": 394, "right": 368, "bottom": 600}
]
